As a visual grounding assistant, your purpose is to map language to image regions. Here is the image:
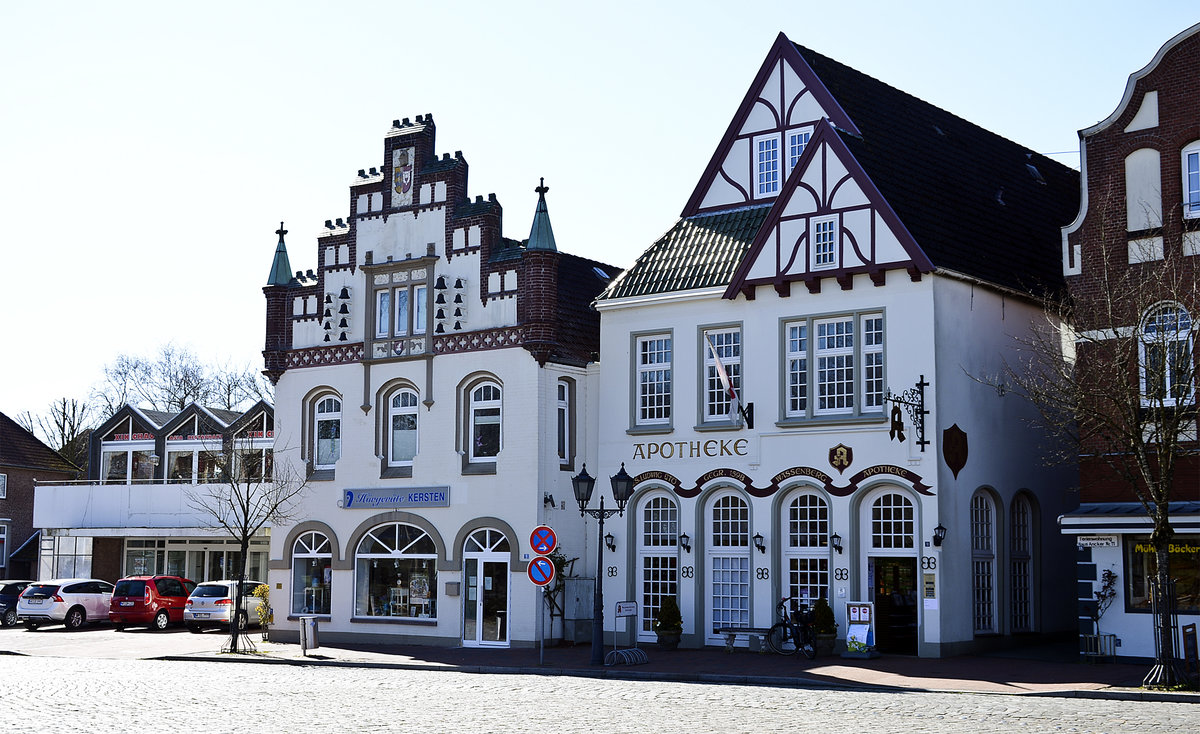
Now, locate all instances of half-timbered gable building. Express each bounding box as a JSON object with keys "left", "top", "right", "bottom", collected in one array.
[{"left": 594, "top": 33, "right": 1080, "bottom": 657}]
